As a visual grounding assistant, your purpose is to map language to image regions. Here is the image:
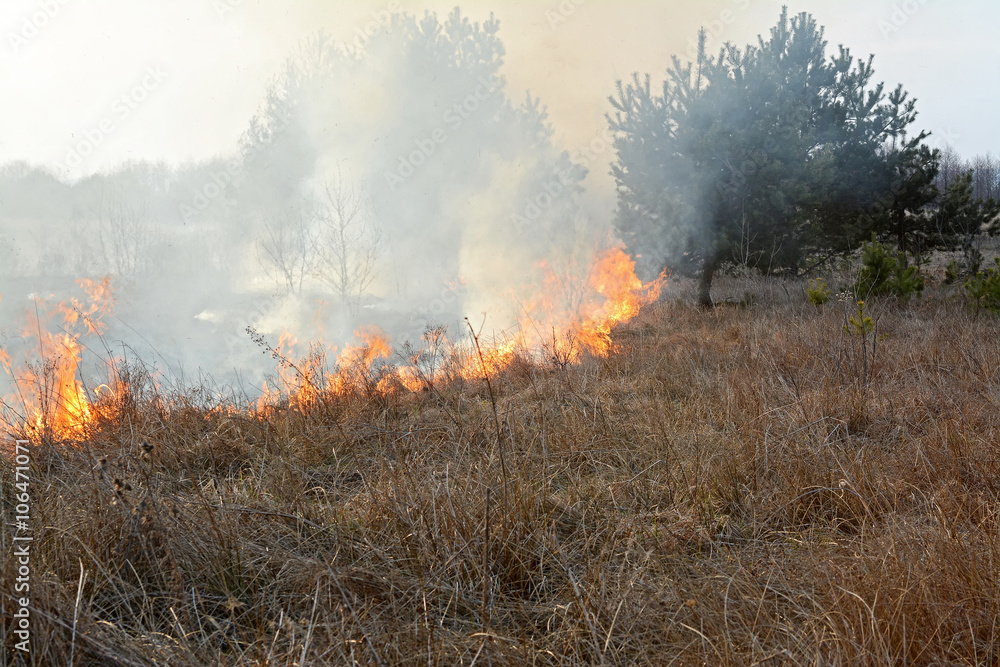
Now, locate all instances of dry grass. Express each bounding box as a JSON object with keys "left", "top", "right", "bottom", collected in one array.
[{"left": 3, "top": 278, "right": 1000, "bottom": 665}]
